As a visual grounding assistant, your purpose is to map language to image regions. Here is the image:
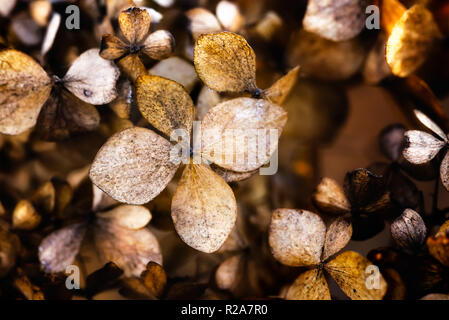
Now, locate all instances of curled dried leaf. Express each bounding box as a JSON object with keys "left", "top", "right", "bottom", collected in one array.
[
  {"left": 171, "top": 164, "right": 237, "bottom": 253},
  {"left": 269, "top": 209, "right": 326, "bottom": 267},
  {"left": 303, "top": 0, "right": 366, "bottom": 41},
  {"left": 391, "top": 209, "right": 427, "bottom": 251},
  {"left": 194, "top": 32, "right": 257, "bottom": 93},
  {"left": 89, "top": 127, "right": 179, "bottom": 205}
]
